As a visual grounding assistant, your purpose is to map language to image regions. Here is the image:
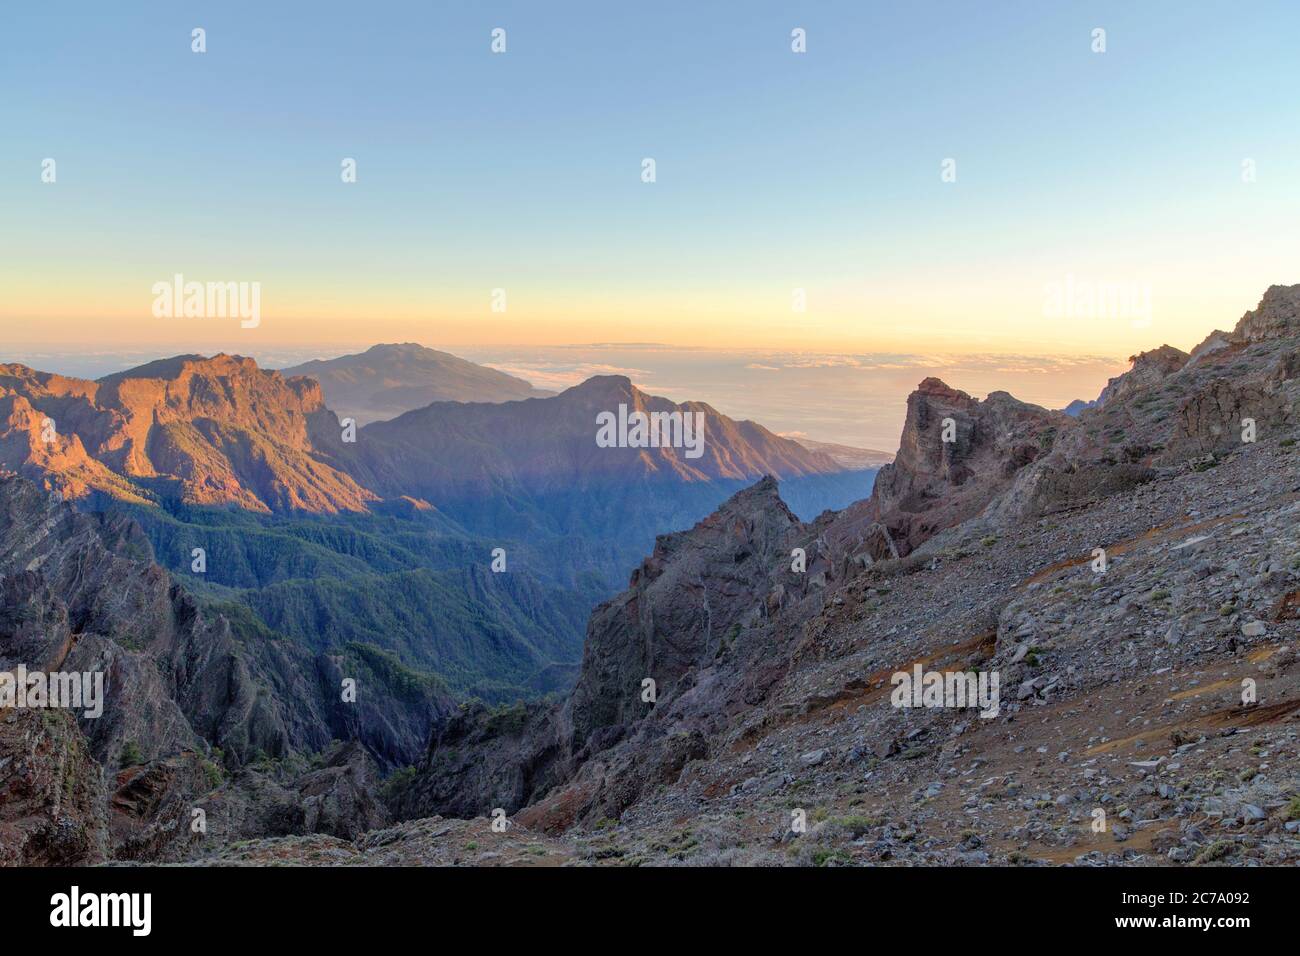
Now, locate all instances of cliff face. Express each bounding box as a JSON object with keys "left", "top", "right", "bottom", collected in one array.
[
  {"left": 397, "top": 476, "right": 861, "bottom": 826},
  {"left": 0, "top": 474, "right": 448, "bottom": 861},
  {"left": 0, "top": 355, "right": 376, "bottom": 513},
  {"left": 861, "top": 378, "right": 1067, "bottom": 558},
  {"left": 0, "top": 708, "right": 107, "bottom": 865},
  {"left": 566, "top": 476, "right": 804, "bottom": 746}
]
